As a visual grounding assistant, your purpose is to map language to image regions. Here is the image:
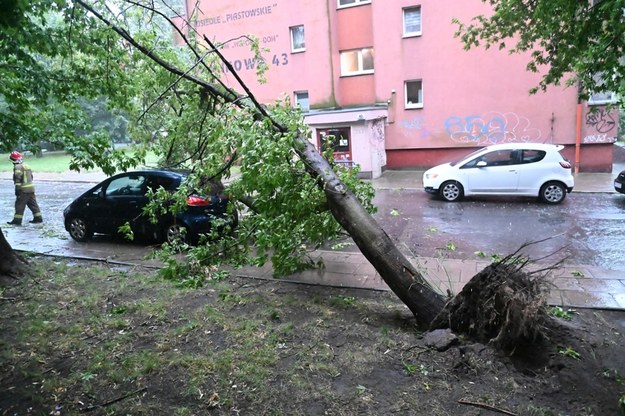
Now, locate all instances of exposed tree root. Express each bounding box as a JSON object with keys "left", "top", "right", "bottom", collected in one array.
[
  {"left": 0, "top": 228, "right": 30, "bottom": 285},
  {"left": 430, "top": 243, "right": 563, "bottom": 352}
]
